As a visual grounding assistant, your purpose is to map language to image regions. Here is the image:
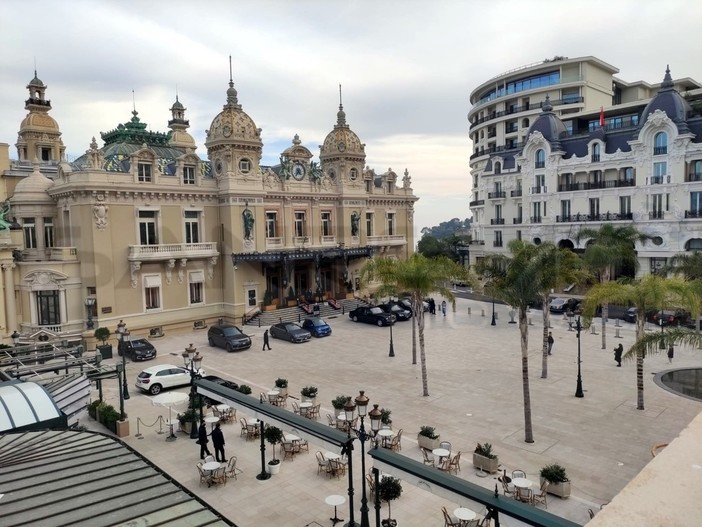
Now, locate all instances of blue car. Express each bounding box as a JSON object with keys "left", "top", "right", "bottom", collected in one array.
[{"left": 302, "top": 317, "right": 332, "bottom": 337}]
